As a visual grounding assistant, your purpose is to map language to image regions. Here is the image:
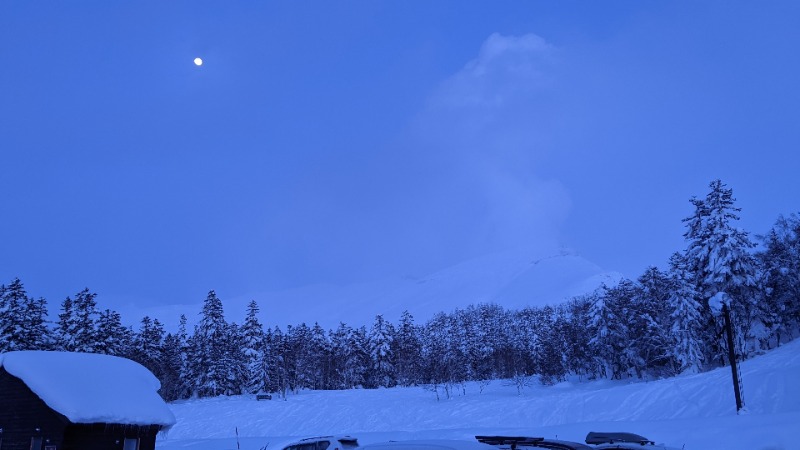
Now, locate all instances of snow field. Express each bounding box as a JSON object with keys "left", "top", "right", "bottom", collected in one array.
[{"left": 158, "top": 338, "right": 800, "bottom": 450}]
